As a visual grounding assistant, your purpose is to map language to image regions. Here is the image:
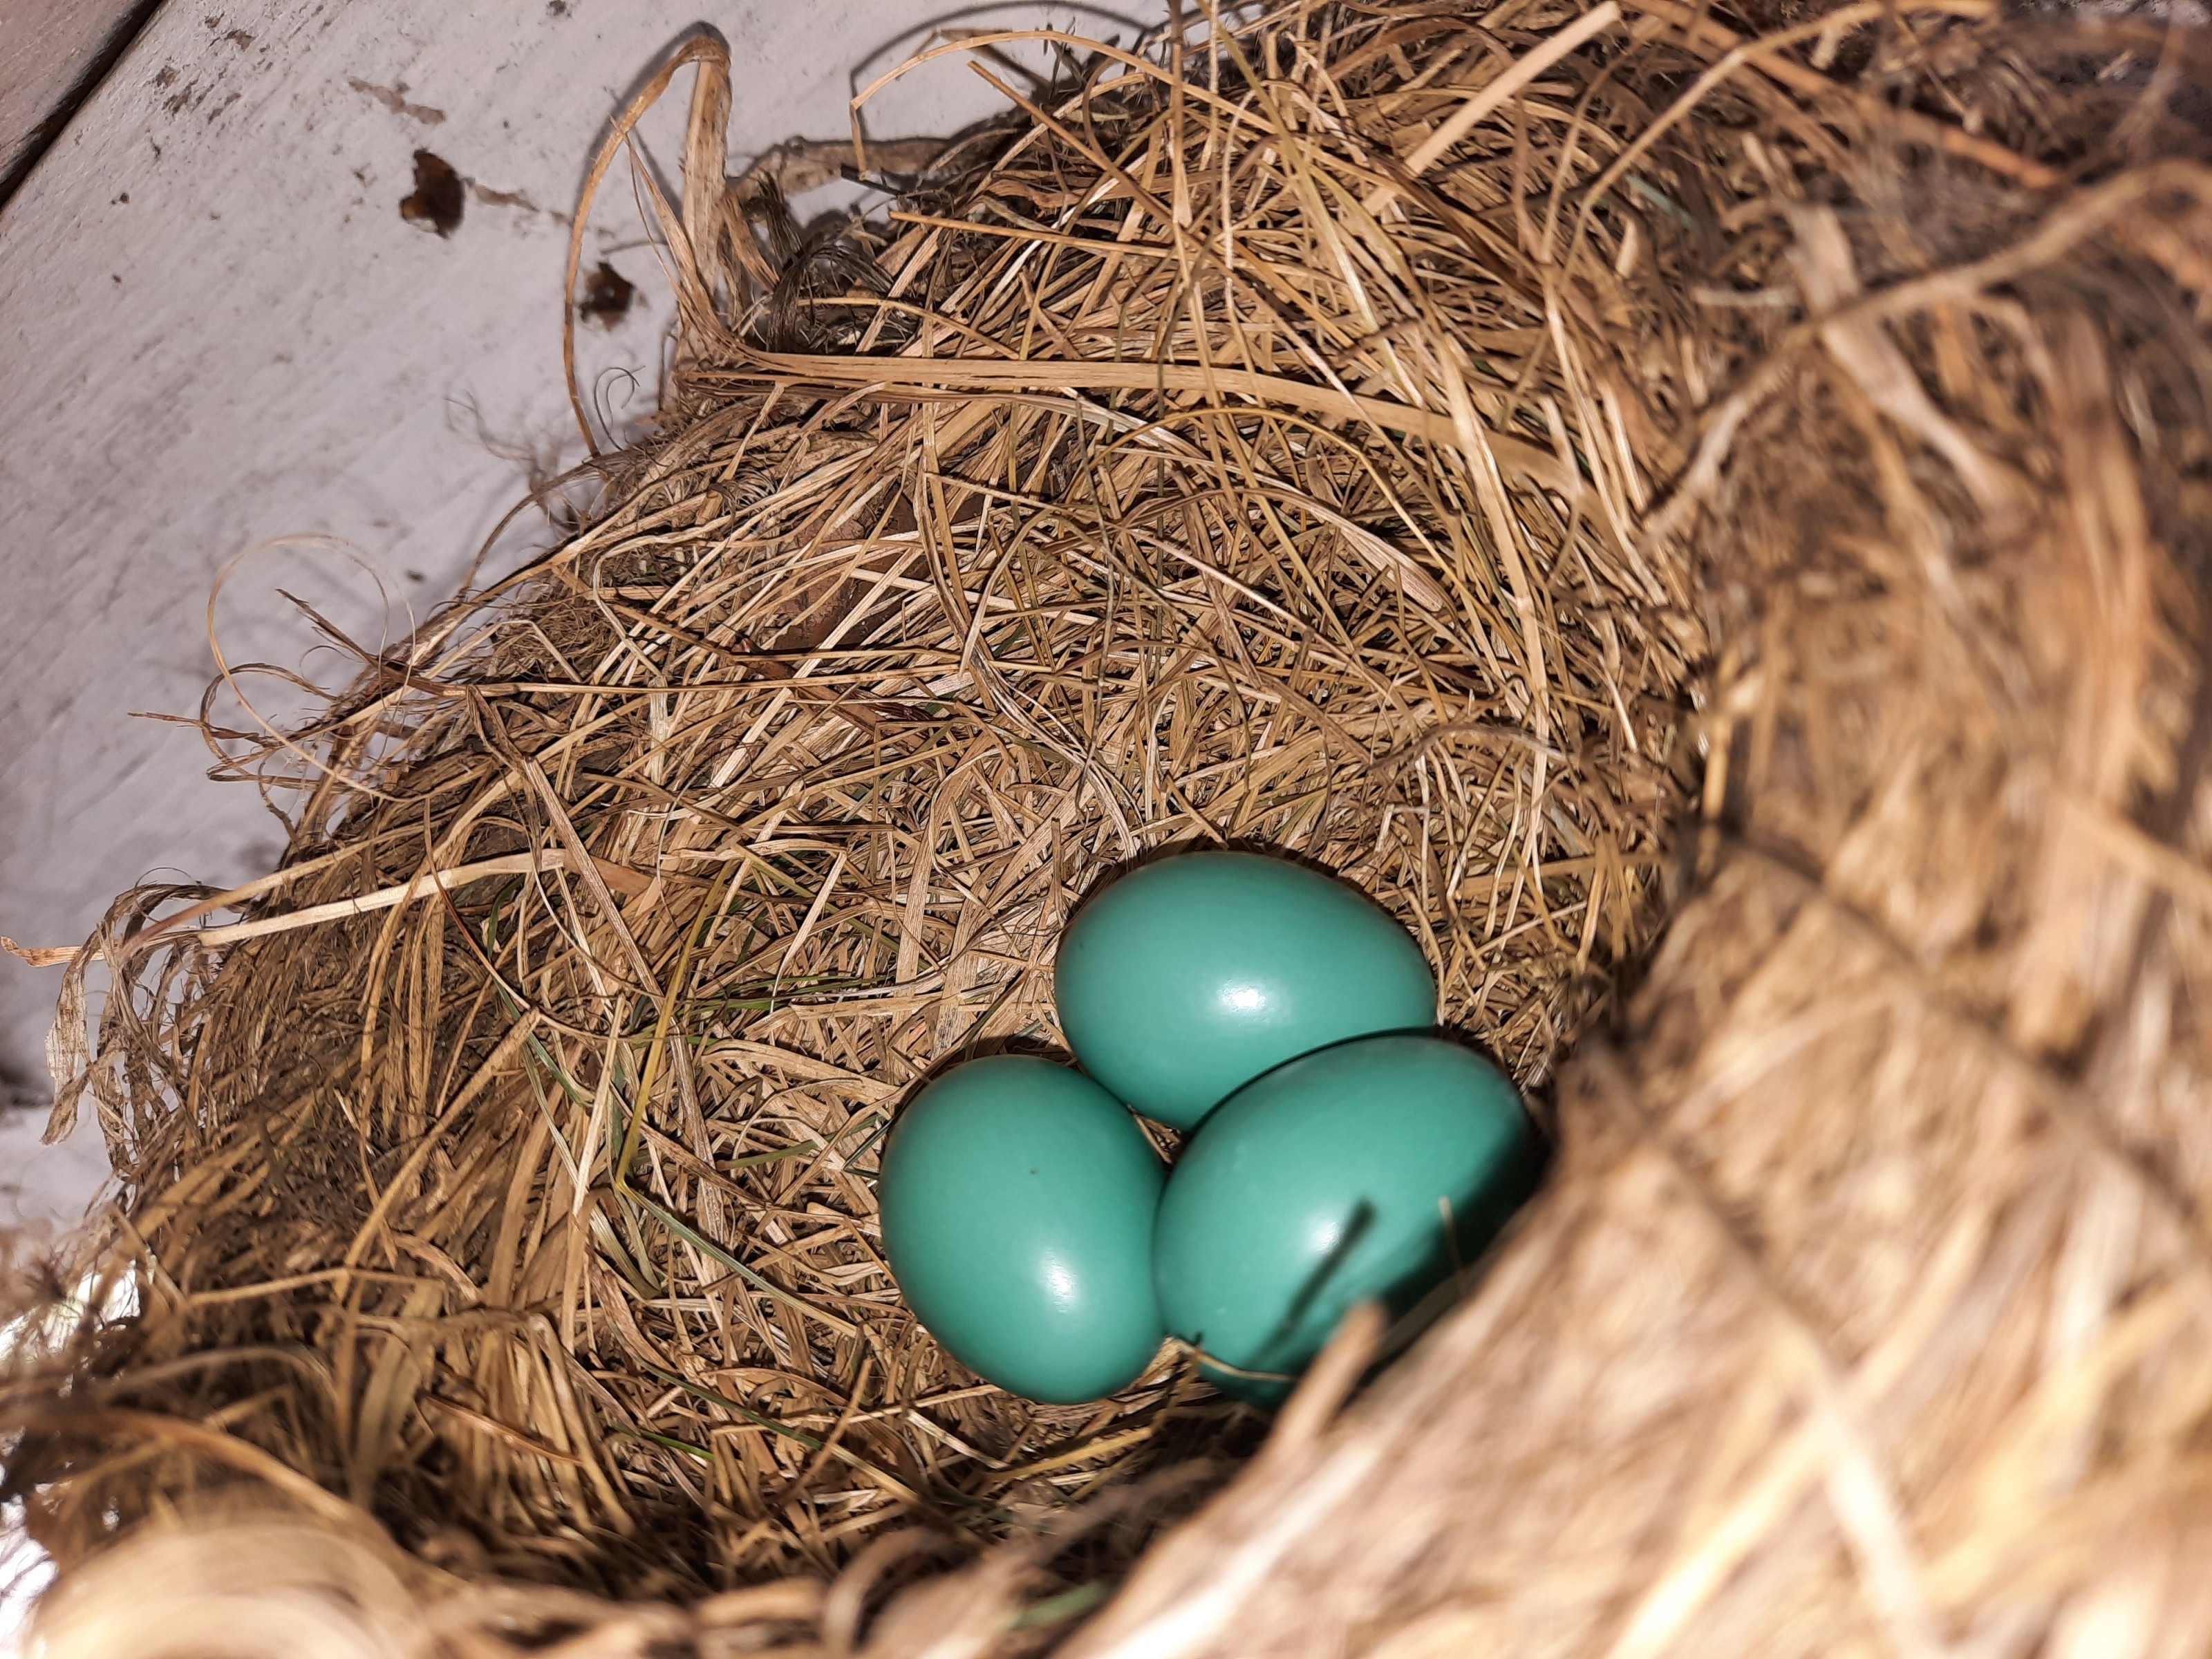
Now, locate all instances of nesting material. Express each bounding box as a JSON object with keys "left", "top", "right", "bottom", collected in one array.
[
  {"left": 11, "top": 1, "right": 1693, "bottom": 1593},
  {"left": 10, "top": 1, "right": 2212, "bottom": 1656}
]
